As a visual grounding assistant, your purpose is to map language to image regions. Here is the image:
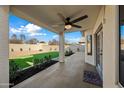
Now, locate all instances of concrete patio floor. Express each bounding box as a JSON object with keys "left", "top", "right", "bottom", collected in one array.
[{"left": 14, "top": 52, "right": 101, "bottom": 88}]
